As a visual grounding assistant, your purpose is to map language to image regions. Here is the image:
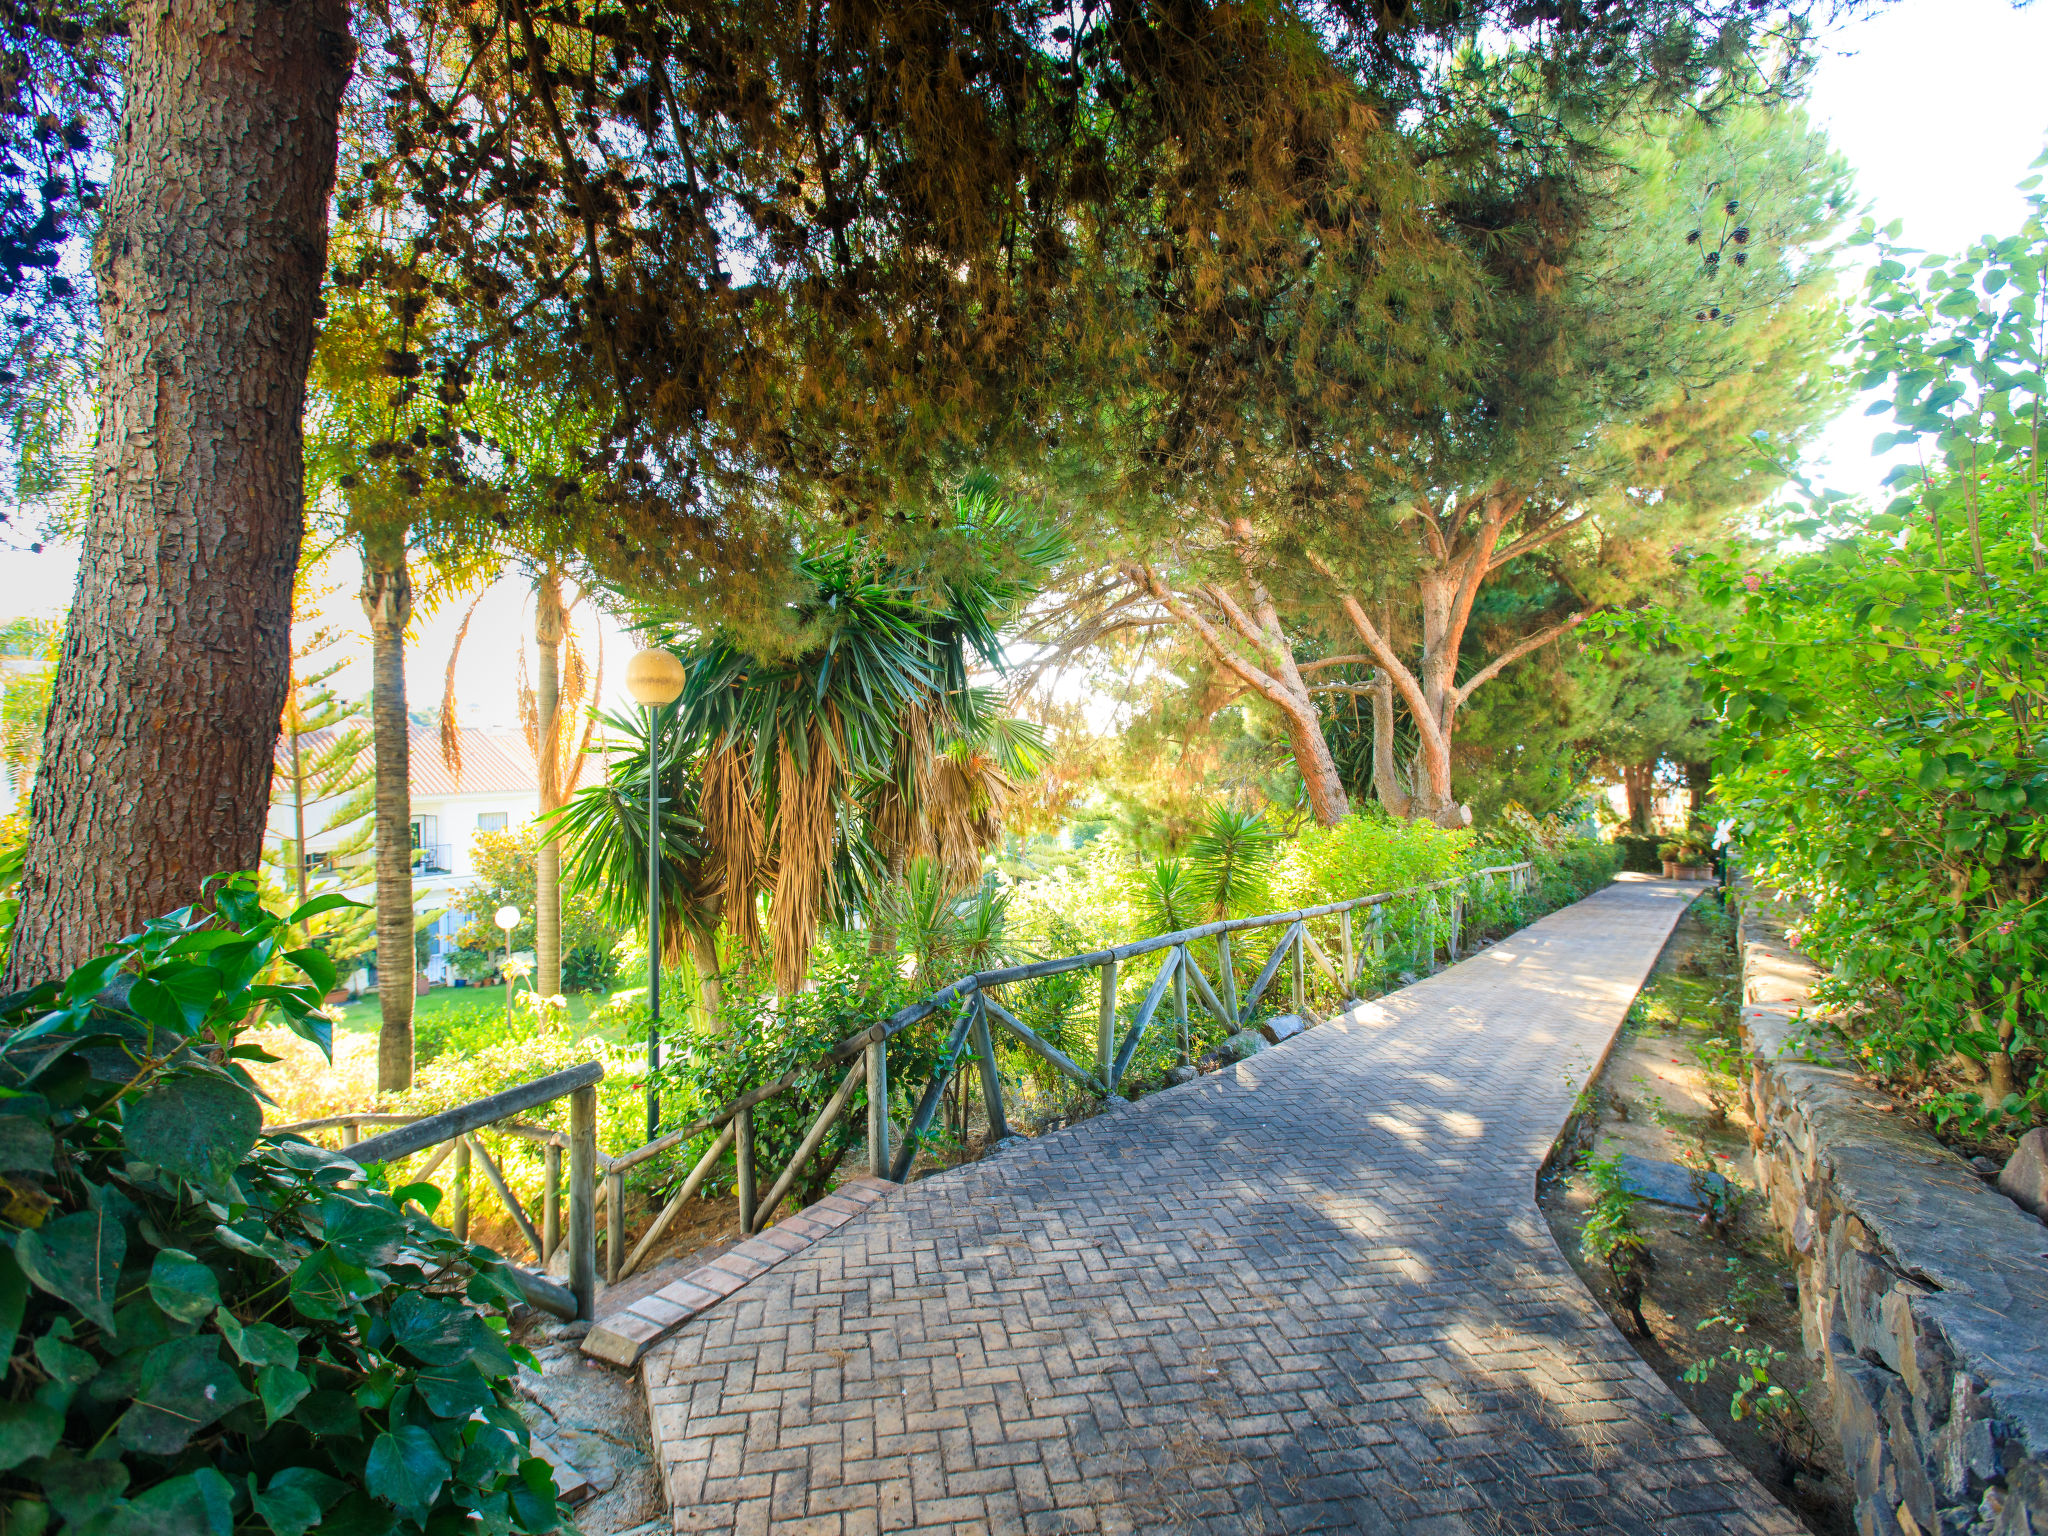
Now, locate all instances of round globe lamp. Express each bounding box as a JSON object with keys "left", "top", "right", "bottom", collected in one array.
[{"left": 494, "top": 905, "right": 521, "bottom": 1030}]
